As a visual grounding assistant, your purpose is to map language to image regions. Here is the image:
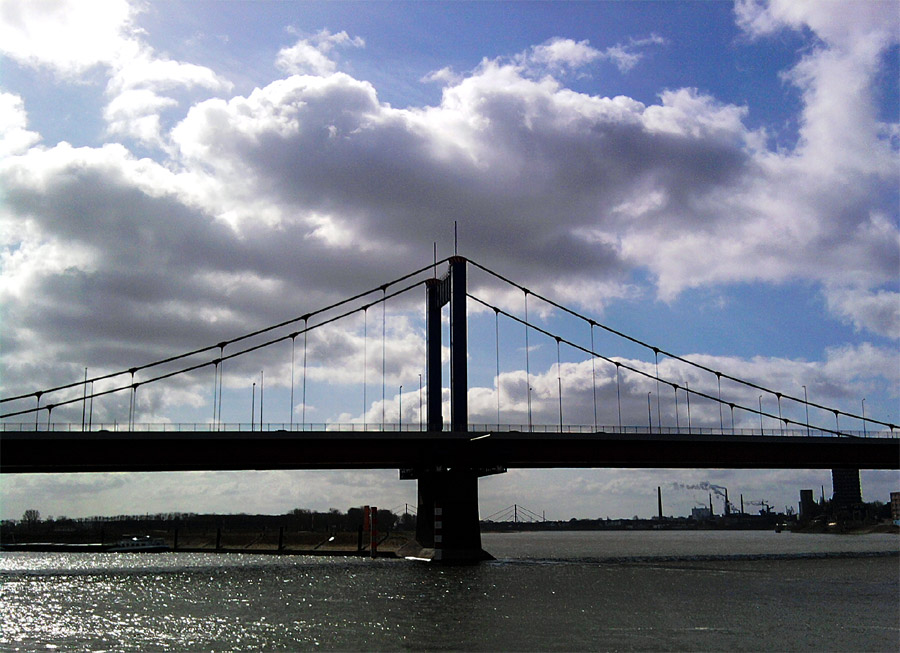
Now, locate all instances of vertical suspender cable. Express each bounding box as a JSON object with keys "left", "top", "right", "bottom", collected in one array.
[
  {"left": 35, "top": 392, "right": 41, "bottom": 431},
  {"left": 212, "top": 361, "right": 219, "bottom": 431},
  {"left": 128, "top": 369, "right": 136, "bottom": 430},
  {"left": 382, "top": 288, "right": 386, "bottom": 431},
  {"left": 717, "top": 373, "right": 723, "bottom": 431},
  {"left": 81, "top": 368, "right": 88, "bottom": 432},
  {"left": 686, "top": 382, "right": 692, "bottom": 433},
  {"left": 130, "top": 385, "right": 138, "bottom": 430},
  {"left": 524, "top": 290, "right": 532, "bottom": 432},
  {"left": 654, "top": 349, "right": 661, "bottom": 433},
  {"left": 495, "top": 308, "right": 501, "bottom": 428},
  {"left": 88, "top": 381, "right": 93, "bottom": 431},
  {"left": 776, "top": 392, "right": 783, "bottom": 436},
  {"left": 862, "top": 399, "right": 867, "bottom": 437},
  {"left": 302, "top": 318, "right": 308, "bottom": 430},
  {"left": 590, "top": 323, "right": 597, "bottom": 432},
  {"left": 674, "top": 384, "right": 680, "bottom": 430},
  {"left": 217, "top": 345, "right": 225, "bottom": 430},
  {"left": 615, "top": 362, "right": 622, "bottom": 430},
  {"left": 556, "top": 337, "right": 563, "bottom": 432},
  {"left": 363, "top": 307, "right": 368, "bottom": 430},
  {"left": 289, "top": 336, "right": 296, "bottom": 430},
  {"left": 803, "top": 386, "right": 810, "bottom": 436}
]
